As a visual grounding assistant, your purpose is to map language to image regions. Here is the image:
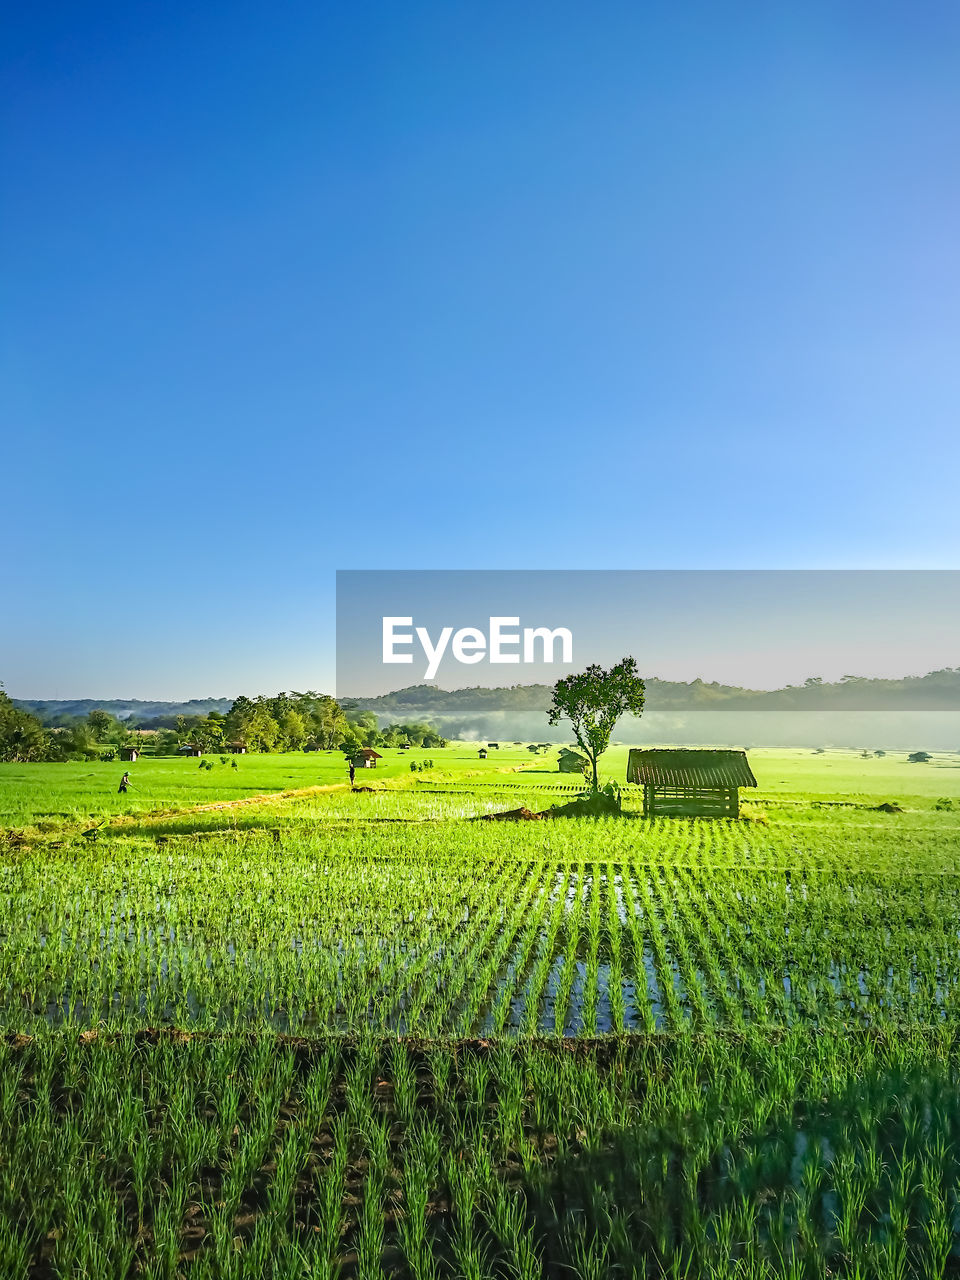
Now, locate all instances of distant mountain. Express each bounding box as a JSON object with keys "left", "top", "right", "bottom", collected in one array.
[
  {"left": 13, "top": 697, "right": 234, "bottom": 728},
  {"left": 346, "top": 669, "right": 960, "bottom": 718}
]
